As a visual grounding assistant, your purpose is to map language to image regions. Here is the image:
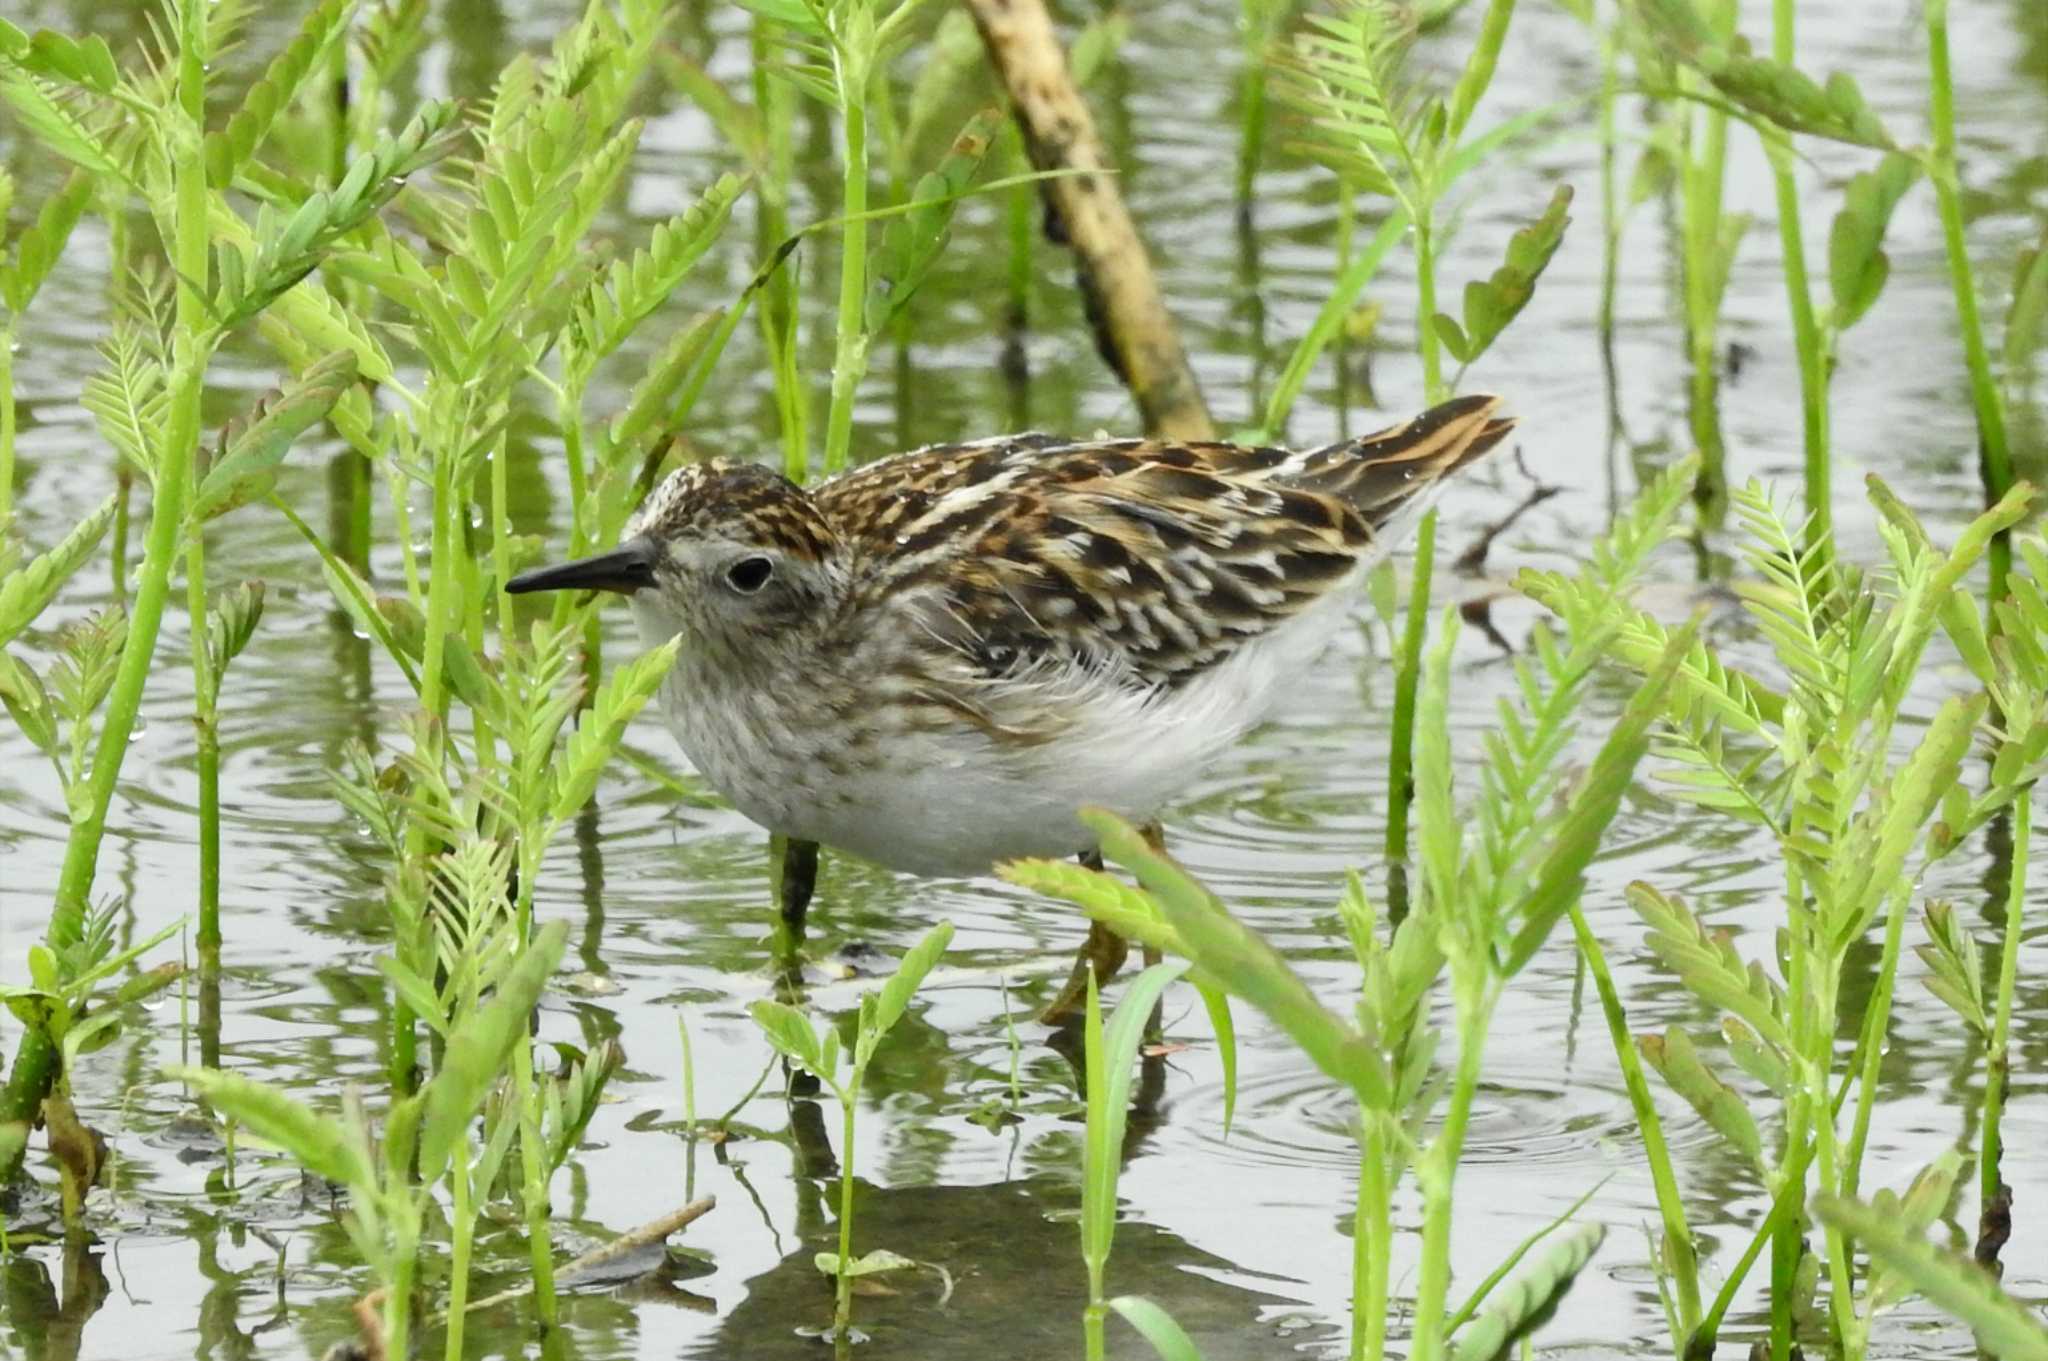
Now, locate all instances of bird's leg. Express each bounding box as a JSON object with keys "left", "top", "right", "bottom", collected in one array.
[
  {"left": 1136, "top": 822, "right": 1166, "bottom": 1042},
  {"left": 1039, "top": 844, "right": 1132, "bottom": 1025},
  {"left": 771, "top": 835, "right": 819, "bottom": 950}
]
